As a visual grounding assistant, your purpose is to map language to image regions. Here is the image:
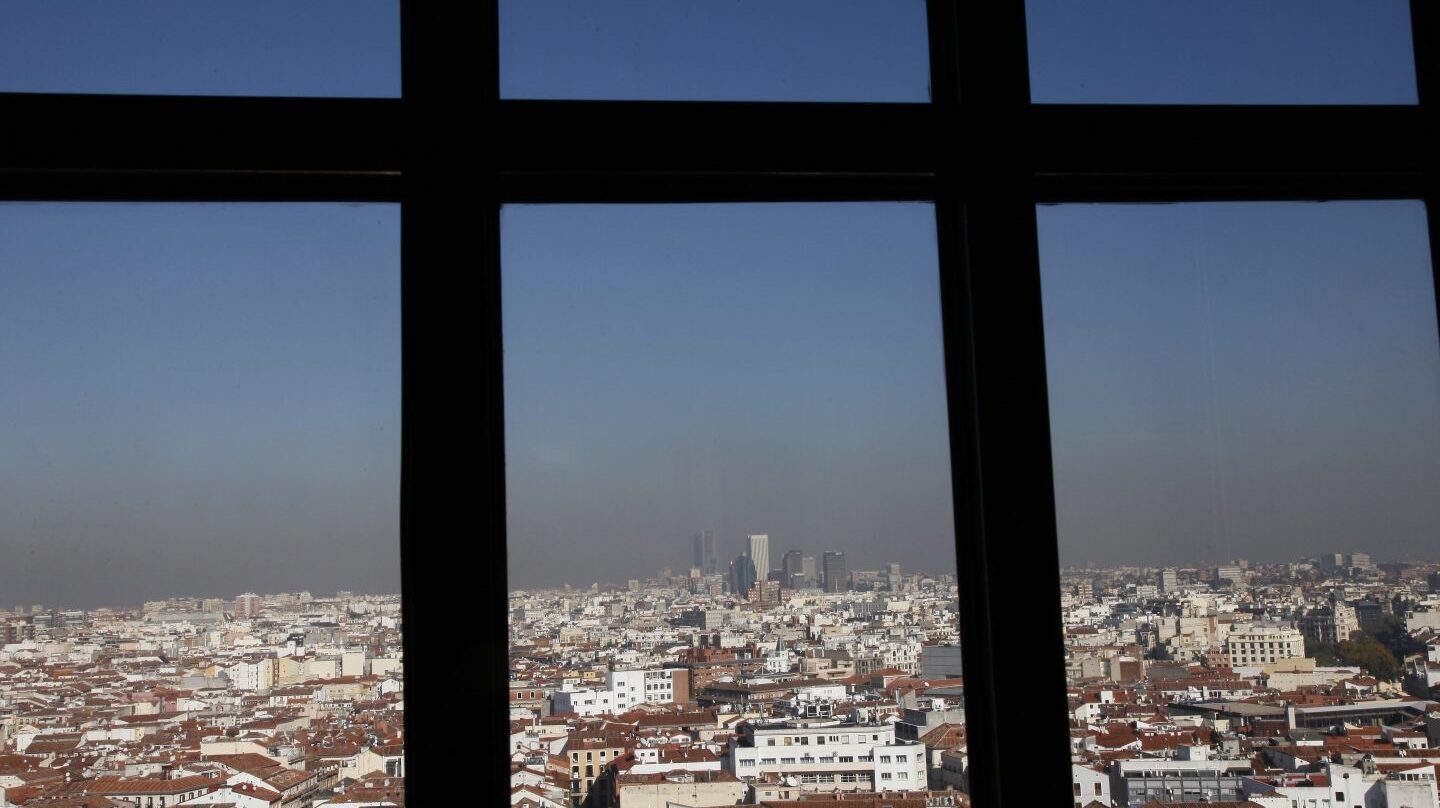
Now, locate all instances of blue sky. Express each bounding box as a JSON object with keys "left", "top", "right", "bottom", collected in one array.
[
  {"left": 502, "top": 204, "right": 956, "bottom": 588},
  {"left": 500, "top": 0, "right": 1415, "bottom": 103},
  {"left": 1, "top": 8, "right": 1435, "bottom": 603},
  {"left": 0, "top": 1, "right": 1414, "bottom": 102},
  {"left": 0, "top": 204, "right": 400, "bottom": 608},
  {"left": 1040, "top": 201, "right": 1440, "bottom": 567},
  {"left": 0, "top": 1, "right": 398, "bottom": 96}
]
